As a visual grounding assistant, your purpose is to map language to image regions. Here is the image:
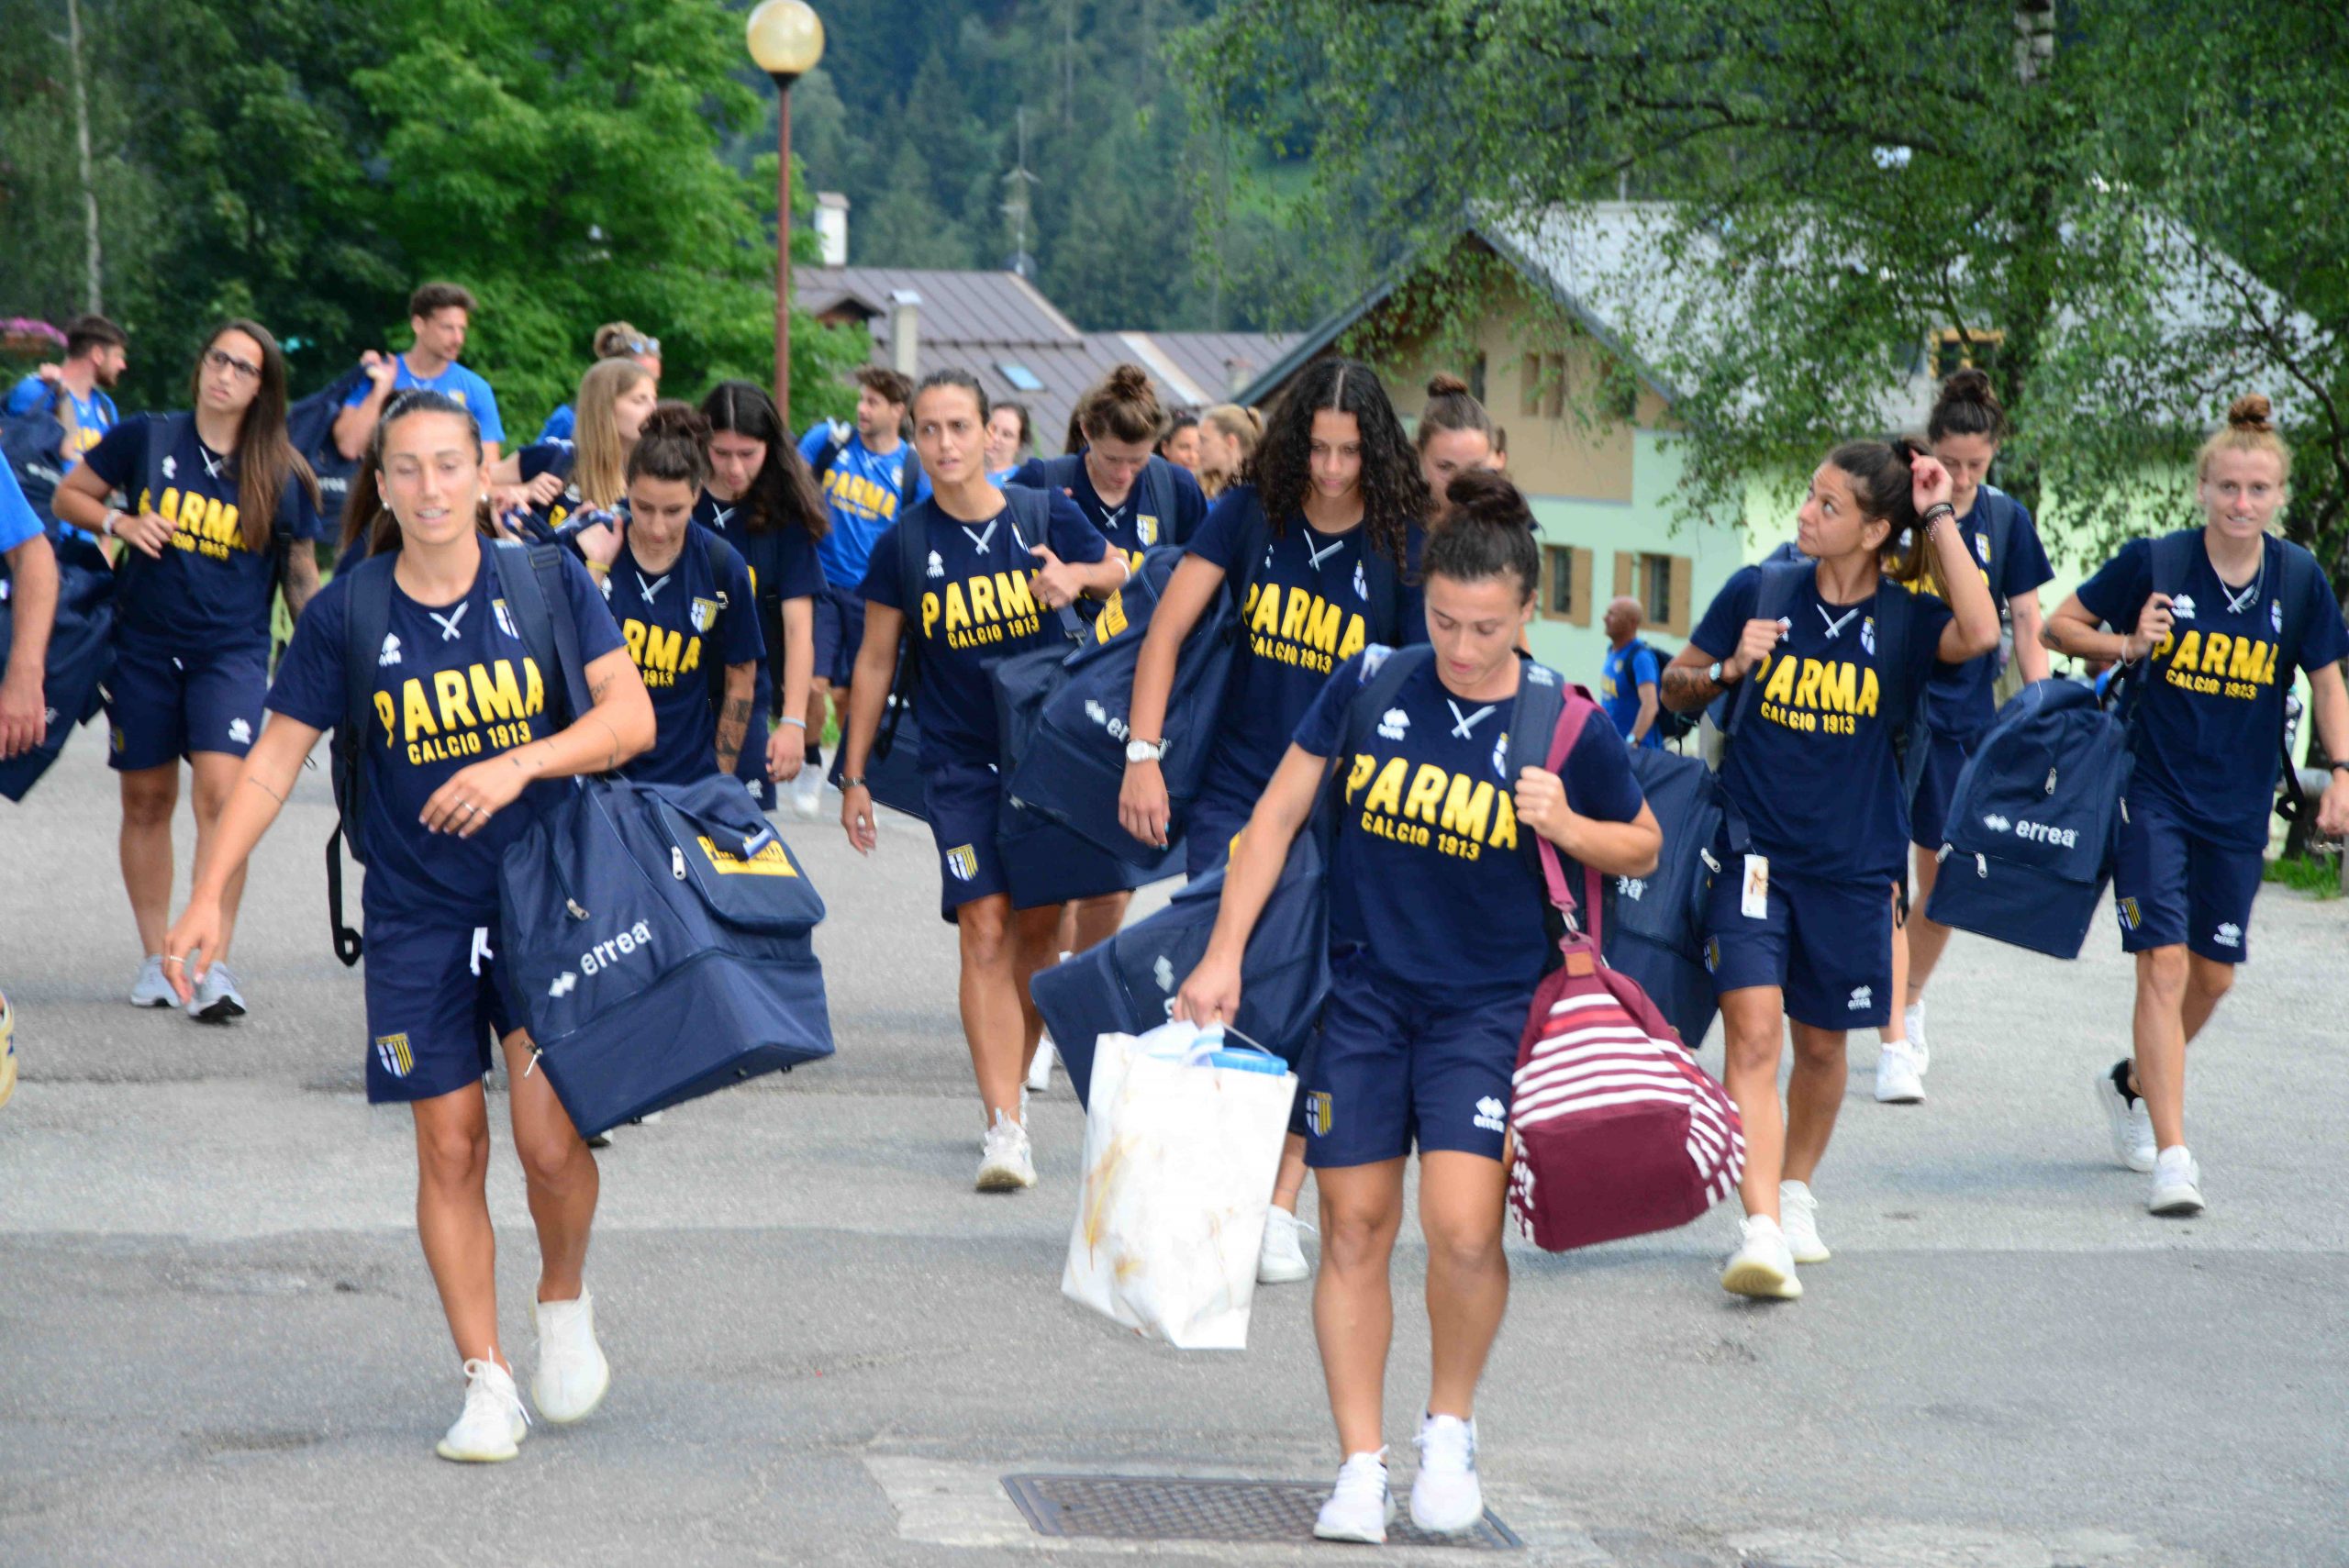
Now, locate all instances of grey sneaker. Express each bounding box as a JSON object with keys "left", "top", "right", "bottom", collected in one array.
[
  {"left": 129, "top": 955, "right": 177, "bottom": 1008},
  {"left": 186, "top": 962, "right": 247, "bottom": 1023}
]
